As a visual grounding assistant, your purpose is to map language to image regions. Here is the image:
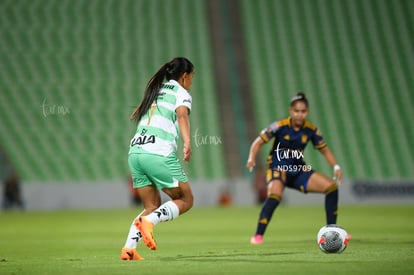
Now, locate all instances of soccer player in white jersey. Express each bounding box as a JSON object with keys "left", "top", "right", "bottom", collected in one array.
[{"left": 121, "top": 57, "right": 195, "bottom": 260}]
